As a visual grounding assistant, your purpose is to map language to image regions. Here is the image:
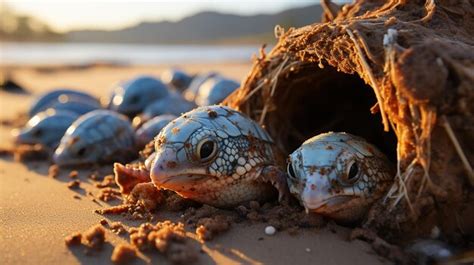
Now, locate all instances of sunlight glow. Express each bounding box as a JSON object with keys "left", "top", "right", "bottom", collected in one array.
[{"left": 4, "top": 0, "right": 319, "bottom": 32}]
